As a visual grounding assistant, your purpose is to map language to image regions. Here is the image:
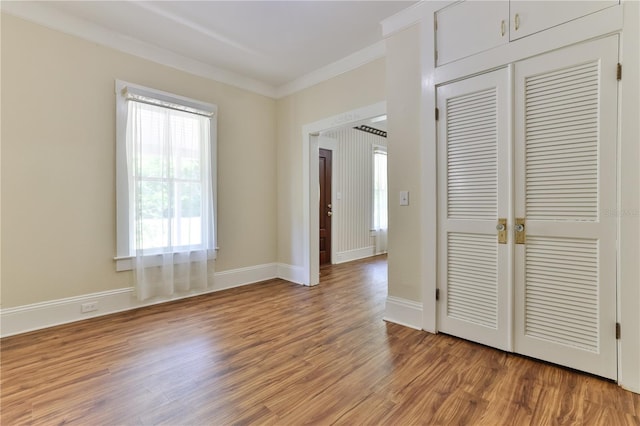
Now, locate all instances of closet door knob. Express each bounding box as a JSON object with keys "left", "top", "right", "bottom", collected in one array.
[
  {"left": 497, "top": 218, "right": 507, "bottom": 244},
  {"left": 514, "top": 13, "right": 520, "bottom": 31},
  {"left": 501, "top": 20, "right": 506, "bottom": 36}
]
